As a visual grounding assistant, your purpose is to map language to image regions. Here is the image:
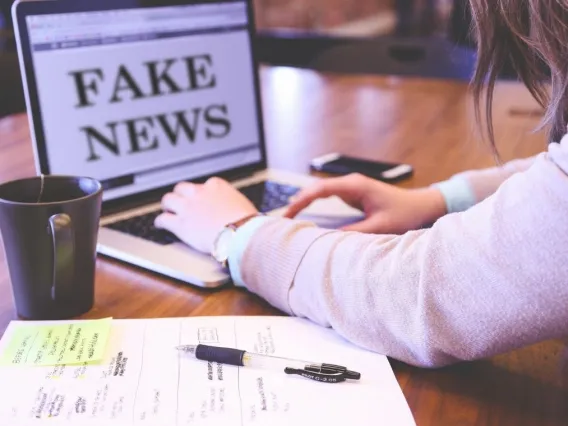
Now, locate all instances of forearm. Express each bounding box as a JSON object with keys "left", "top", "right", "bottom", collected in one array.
[{"left": 232, "top": 151, "right": 568, "bottom": 367}]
